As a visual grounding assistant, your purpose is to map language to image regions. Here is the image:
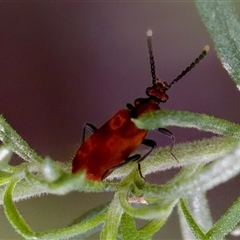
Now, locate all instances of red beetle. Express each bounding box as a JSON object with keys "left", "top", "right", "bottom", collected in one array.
[{"left": 72, "top": 30, "right": 209, "bottom": 181}]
